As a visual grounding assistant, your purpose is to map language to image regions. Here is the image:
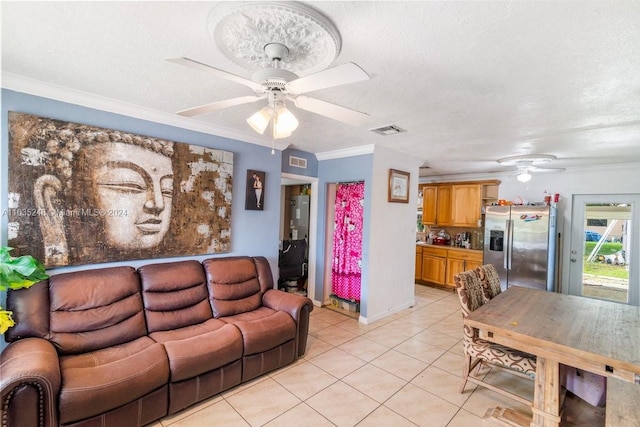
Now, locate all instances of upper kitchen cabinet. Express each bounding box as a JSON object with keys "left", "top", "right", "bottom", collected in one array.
[
  {"left": 422, "top": 185, "right": 437, "bottom": 225},
  {"left": 421, "top": 184, "right": 451, "bottom": 226},
  {"left": 420, "top": 180, "right": 500, "bottom": 227},
  {"left": 451, "top": 184, "right": 481, "bottom": 227}
]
